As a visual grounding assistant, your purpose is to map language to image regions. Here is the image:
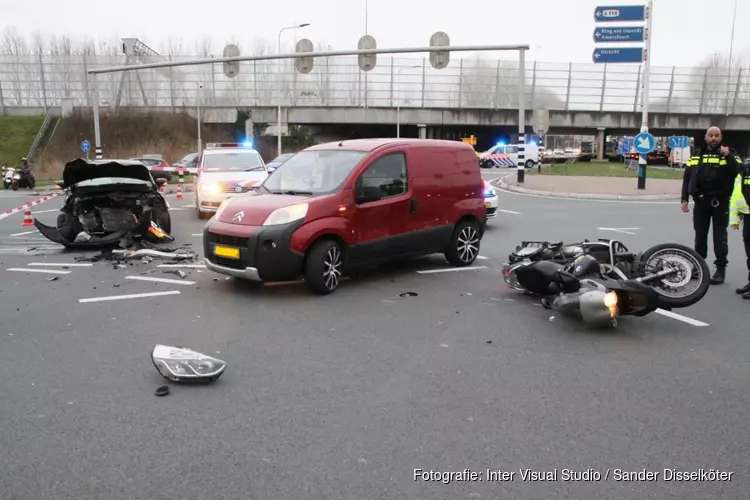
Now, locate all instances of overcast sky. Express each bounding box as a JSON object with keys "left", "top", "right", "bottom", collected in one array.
[{"left": 0, "top": 0, "right": 747, "bottom": 67}]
